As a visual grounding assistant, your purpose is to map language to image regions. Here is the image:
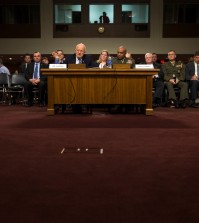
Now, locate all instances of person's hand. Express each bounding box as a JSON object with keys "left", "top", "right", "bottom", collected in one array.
[
  {"left": 52, "top": 51, "right": 58, "bottom": 59},
  {"left": 125, "top": 52, "right": 132, "bottom": 59},
  {"left": 169, "top": 79, "right": 176, "bottom": 84},
  {"left": 191, "top": 75, "right": 198, "bottom": 80},
  {"left": 29, "top": 78, "right": 40, "bottom": 85}
]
